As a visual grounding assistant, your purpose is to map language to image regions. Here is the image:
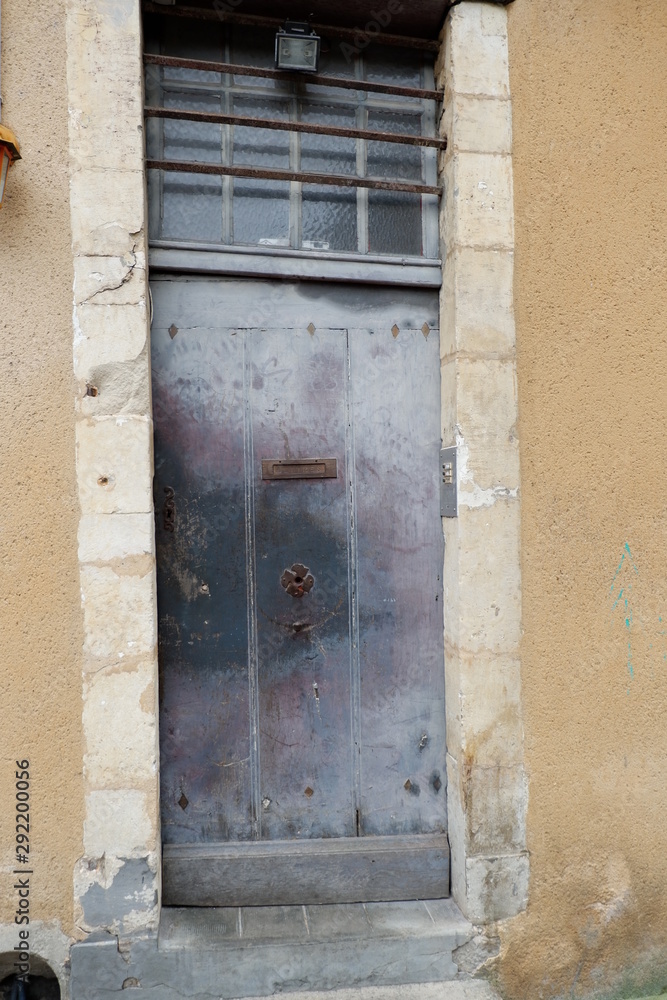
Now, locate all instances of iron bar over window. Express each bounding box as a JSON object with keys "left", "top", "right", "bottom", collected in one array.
[{"left": 144, "top": 53, "right": 444, "bottom": 103}]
